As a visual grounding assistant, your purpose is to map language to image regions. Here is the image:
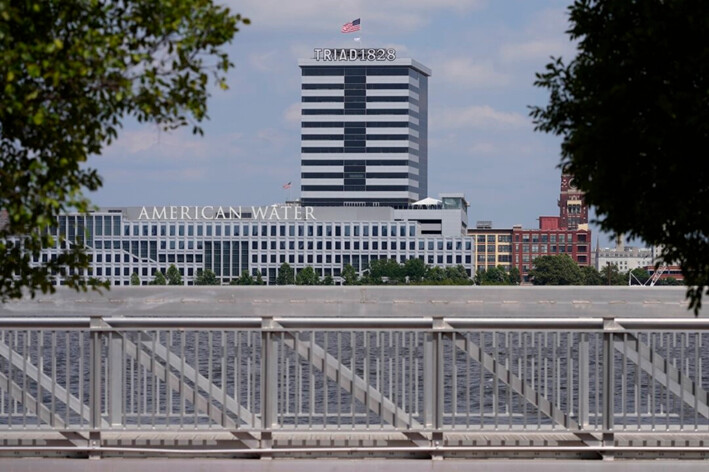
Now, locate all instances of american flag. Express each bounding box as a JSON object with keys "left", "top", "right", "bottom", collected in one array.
[
  {"left": 341, "top": 18, "right": 360, "bottom": 33},
  {"left": 282, "top": 181, "right": 291, "bottom": 189}
]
